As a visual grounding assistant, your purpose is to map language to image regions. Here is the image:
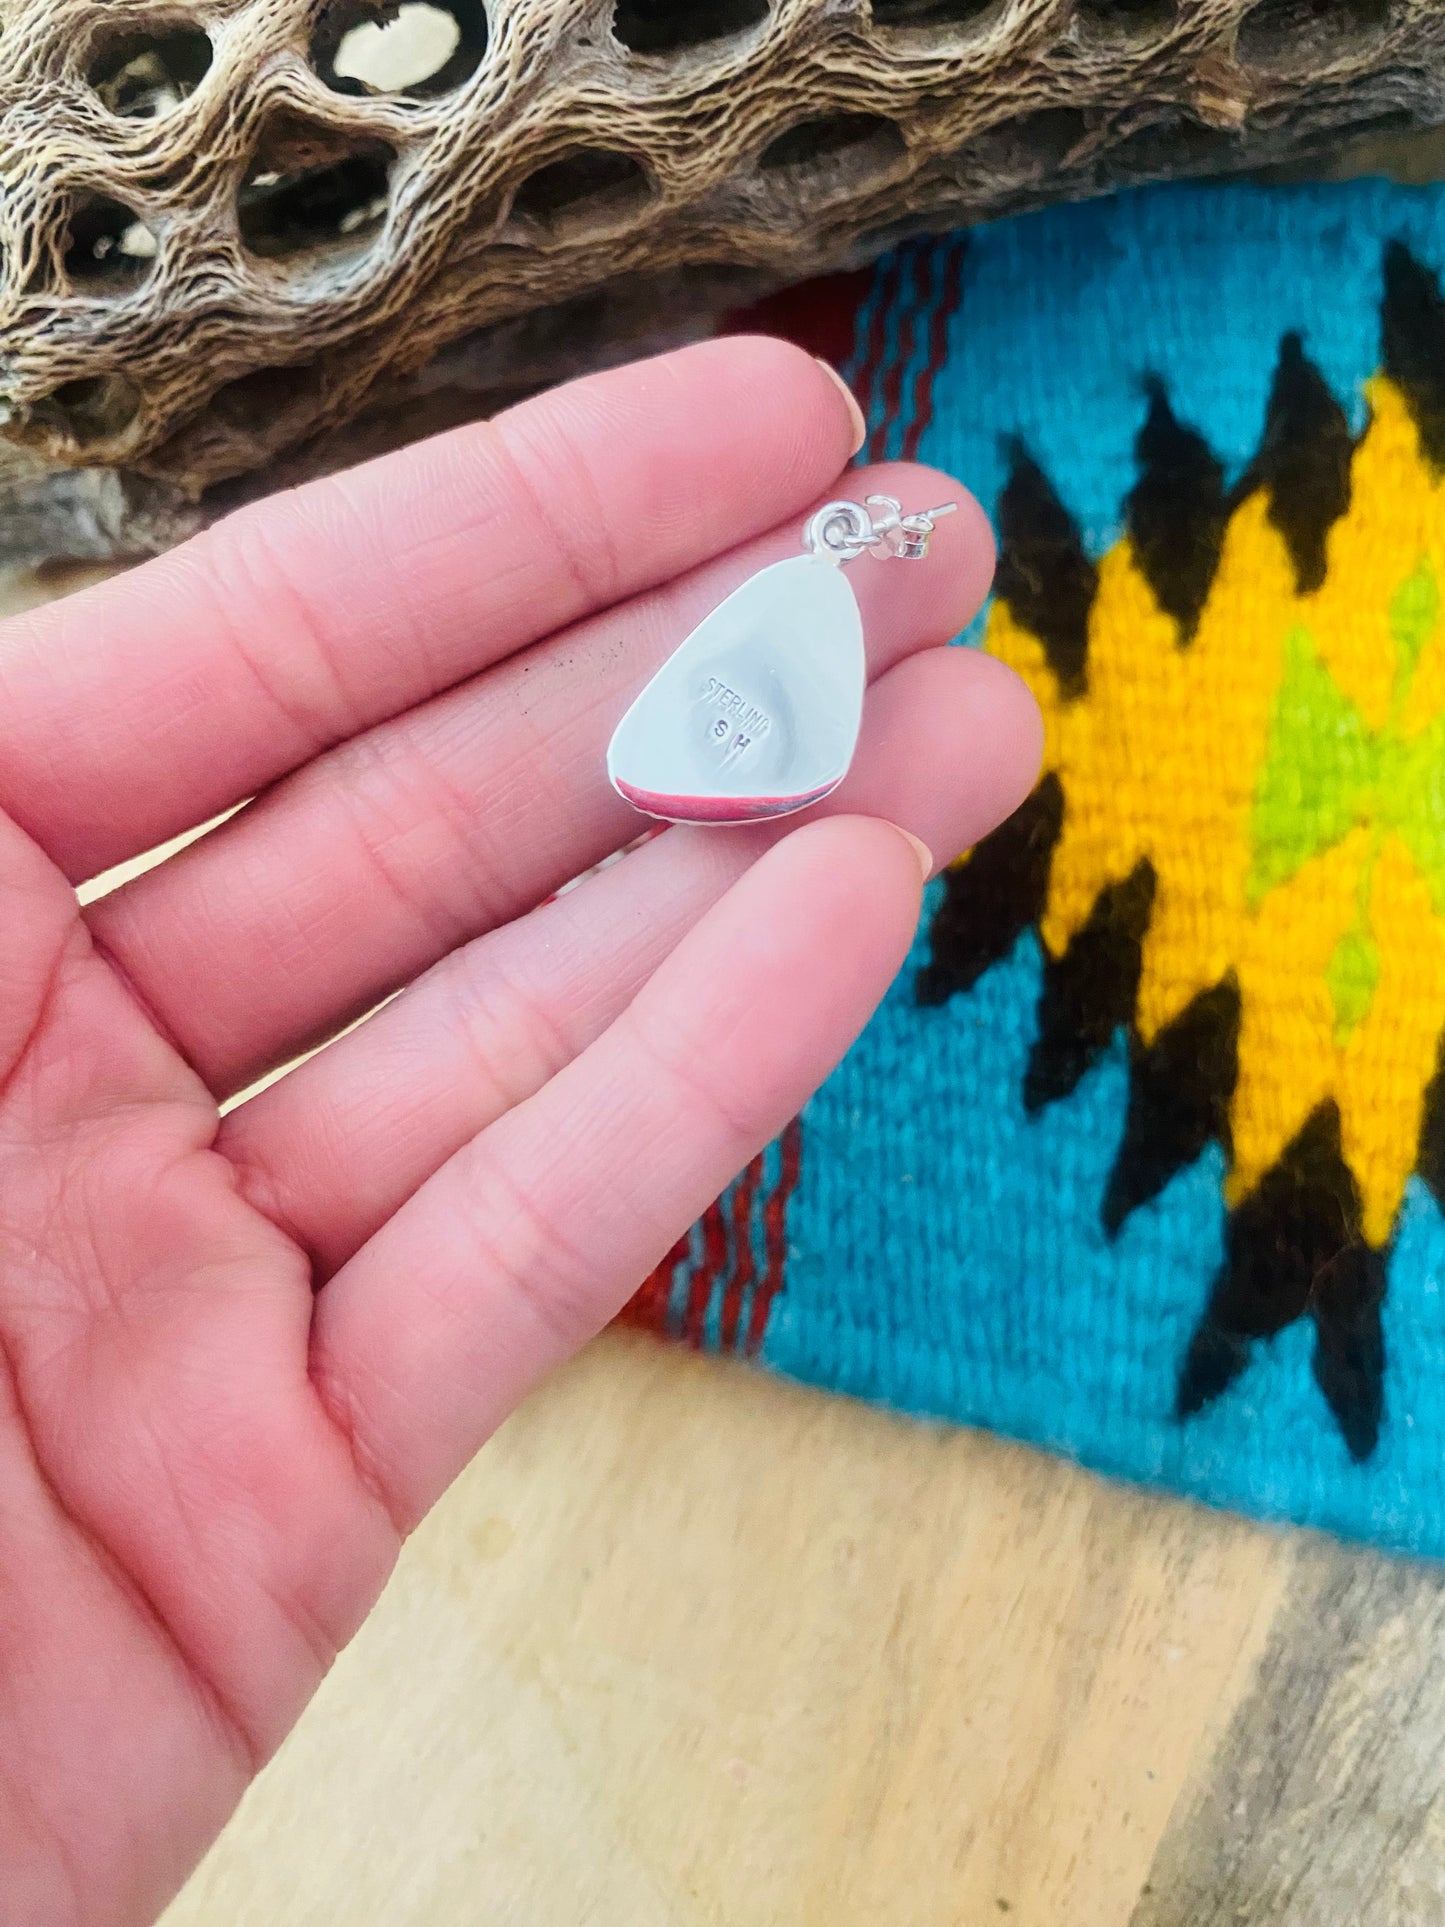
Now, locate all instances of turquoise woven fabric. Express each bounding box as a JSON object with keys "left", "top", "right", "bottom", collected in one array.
[{"left": 640, "top": 178, "right": 1445, "bottom": 1559}]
